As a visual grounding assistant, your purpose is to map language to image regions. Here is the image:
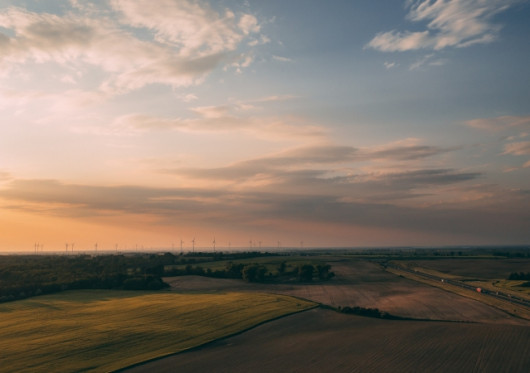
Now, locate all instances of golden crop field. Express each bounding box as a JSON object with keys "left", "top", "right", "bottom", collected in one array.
[{"left": 0, "top": 290, "right": 316, "bottom": 372}]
